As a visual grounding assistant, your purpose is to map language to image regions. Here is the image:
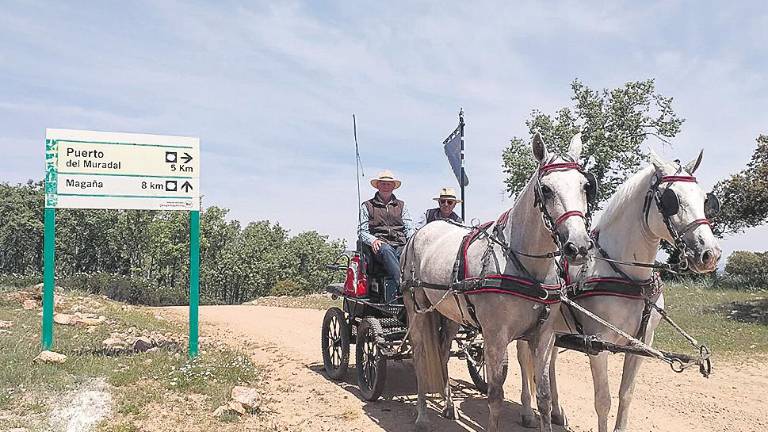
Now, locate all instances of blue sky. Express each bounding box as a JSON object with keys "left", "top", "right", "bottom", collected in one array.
[{"left": 1, "top": 1, "right": 766, "bottom": 260}]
